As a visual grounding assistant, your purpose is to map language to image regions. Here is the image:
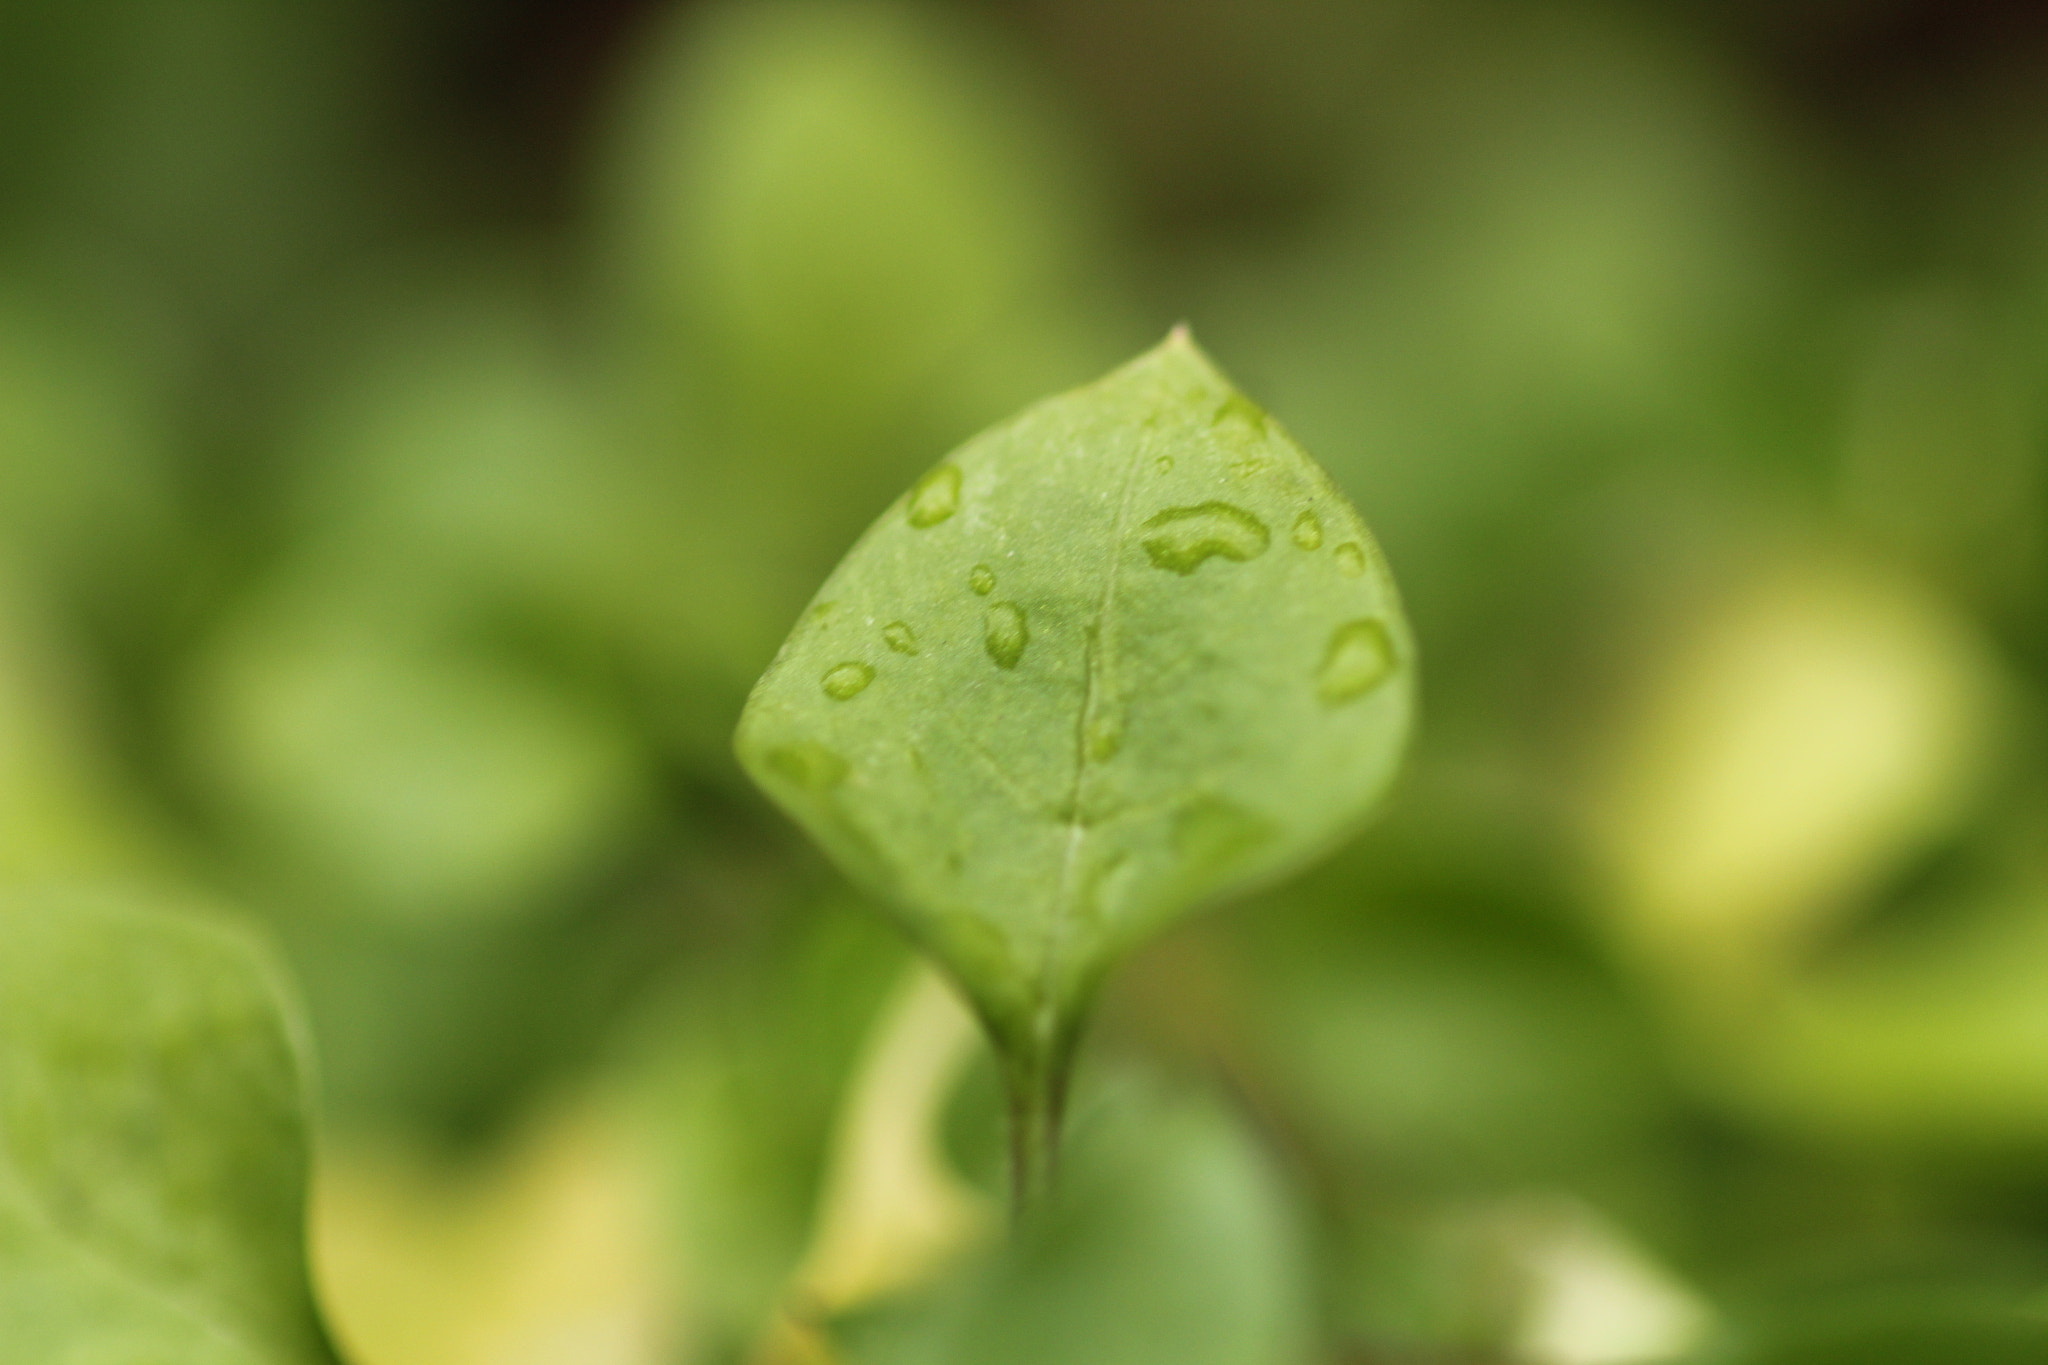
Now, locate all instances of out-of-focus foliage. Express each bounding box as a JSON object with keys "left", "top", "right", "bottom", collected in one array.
[
  {"left": 3, "top": 0, "right": 2048, "bottom": 1360},
  {"left": 0, "top": 887, "right": 338, "bottom": 1365}
]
